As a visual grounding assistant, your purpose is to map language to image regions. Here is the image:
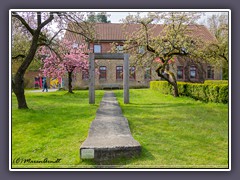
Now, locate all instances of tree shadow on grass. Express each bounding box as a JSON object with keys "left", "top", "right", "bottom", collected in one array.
[{"left": 126, "top": 102, "right": 195, "bottom": 109}]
